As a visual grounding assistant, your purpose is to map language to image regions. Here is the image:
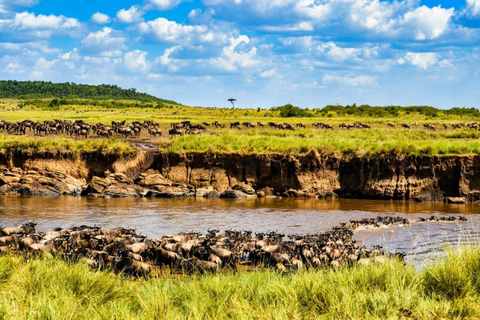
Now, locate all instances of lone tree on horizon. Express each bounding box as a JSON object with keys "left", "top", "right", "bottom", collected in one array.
[{"left": 228, "top": 98, "right": 236, "bottom": 109}]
